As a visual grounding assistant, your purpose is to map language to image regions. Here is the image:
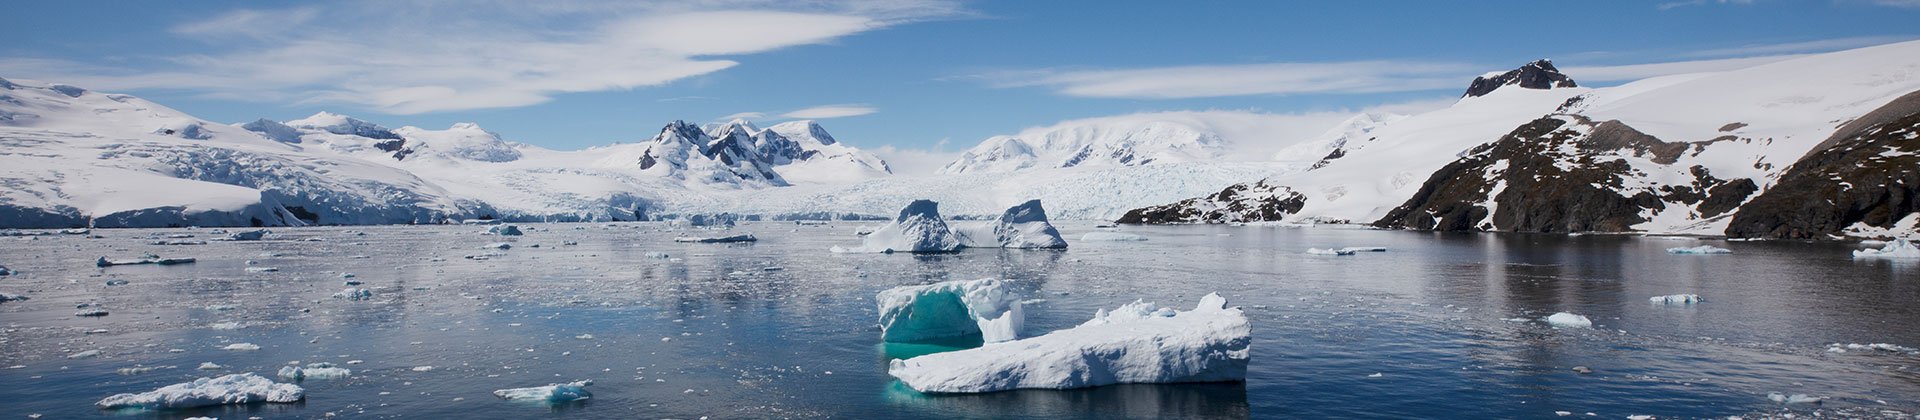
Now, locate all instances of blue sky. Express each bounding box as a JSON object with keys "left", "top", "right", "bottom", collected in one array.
[{"left": 3, "top": 0, "right": 1917, "bottom": 160}]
